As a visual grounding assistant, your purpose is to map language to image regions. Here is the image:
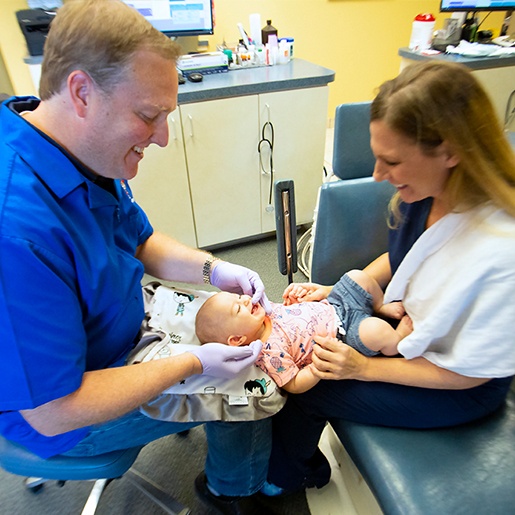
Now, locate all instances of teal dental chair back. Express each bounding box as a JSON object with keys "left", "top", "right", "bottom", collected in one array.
[{"left": 310, "top": 102, "right": 395, "bottom": 285}]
